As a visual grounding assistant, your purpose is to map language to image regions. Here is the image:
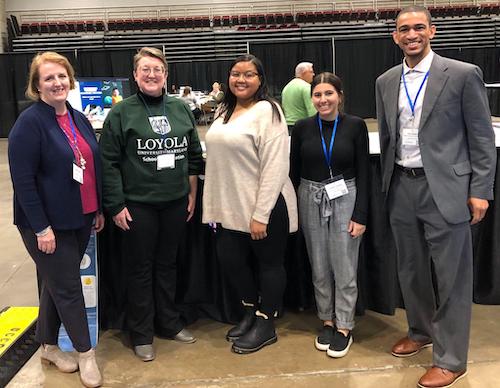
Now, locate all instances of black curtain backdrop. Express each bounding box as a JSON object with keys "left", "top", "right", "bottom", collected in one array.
[
  {"left": 335, "top": 38, "right": 401, "bottom": 118},
  {"left": 436, "top": 47, "right": 500, "bottom": 114},
  {"left": 0, "top": 45, "right": 498, "bottom": 136},
  {"left": 76, "top": 49, "right": 136, "bottom": 82},
  {"left": 169, "top": 60, "right": 233, "bottom": 94},
  {"left": 250, "top": 40, "right": 334, "bottom": 99},
  {"left": 0, "top": 54, "right": 19, "bottom": 139}
]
